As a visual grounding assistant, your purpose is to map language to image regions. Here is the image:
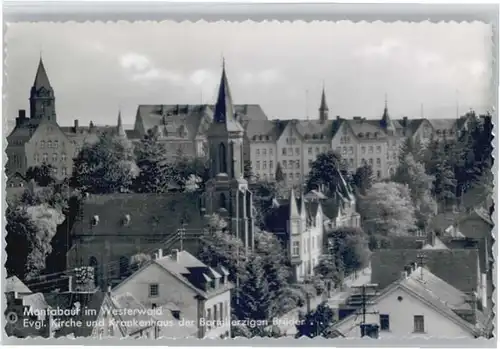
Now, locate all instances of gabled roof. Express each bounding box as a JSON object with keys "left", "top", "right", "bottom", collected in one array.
[
  {"left": 345, "top": 118, "right": 388, "bottom": 141},
  {"left": 428, "top": 118, "right": 458, "bottom": 131},
  {"left": 5, "top": 276, "right": 32, "bottom": 294},
  {"left": 332, "top": 267, "right": 481, "bottom": 337},
  {"left": 71, "top": 192, "right": 205, "bottom": 238},
  {"left": 371, "top": 249, "right": 479, "bottom": 294}
]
